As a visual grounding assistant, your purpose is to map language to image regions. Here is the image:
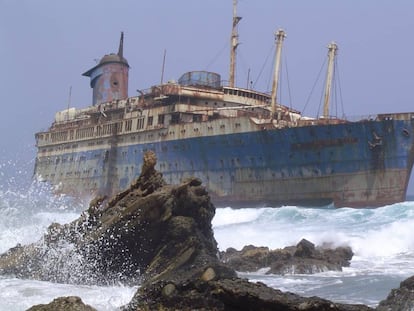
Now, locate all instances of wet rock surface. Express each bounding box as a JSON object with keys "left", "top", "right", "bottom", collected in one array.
[
  {"left": 377, "top": 275, "right": 414, "bottom": 311},
  {"left": 0, "top": 151, "right": 233, "bottom": 285},
  {"left": 220, "top": 239, "right": 354, "bottom": 275},
  {"left": 26, "top": 296, "right": 96, "bottom": 311},
  {"left": 1, "top": 151, "right": 411, "bottom": 310}
]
